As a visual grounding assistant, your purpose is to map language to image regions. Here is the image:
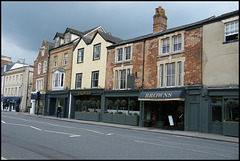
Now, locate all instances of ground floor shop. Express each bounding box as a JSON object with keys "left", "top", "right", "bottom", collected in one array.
[
  {"left": 1, "top": 97, "right": 21, "bottom": 112},
  {"left": 45, "top": 90, "right": 69, "bottom": 118},
  {"left": 30, "top": 91, "right": 45, "bottom": 115}
]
